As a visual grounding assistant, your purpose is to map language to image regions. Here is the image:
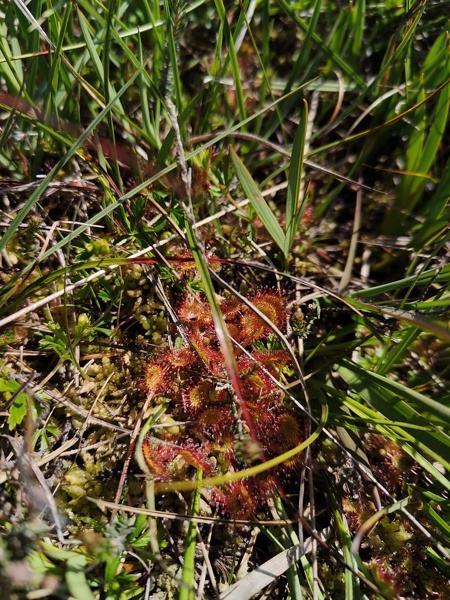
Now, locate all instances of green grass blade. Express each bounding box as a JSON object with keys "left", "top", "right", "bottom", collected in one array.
[
  {"left": 325, "top": 478, "right": 358, "bottom": 600},
  {"left": 407, "top": 74, "right": 427, "bottom": 169},
  {"left": 77, "top": 8, "right": 125, "bottom": 115},
  {"left": 348, "top": 263, "right": 450, "bottom": 298},
  {"left": 336, "top": 360, "right": 450, "bottom": 479},
  {"left": 103, "top": 0, "right": 120, "bottom": 158},
  {"left": 346, "top": 300, "right": 450, "bottom": 343},
  {"left": 276, "top": 0, "right": 366, "bottom": 89},
  {"left": 338, "top": 358, "right": 450, "bottom": 426},
  {"left": 137, "top": 31, "right": 158, "bottom": 145},
  {"left": 230, "top": 146, "right": 285, "bottom": 253},
  {"left": 213, "top": 0, "right": 246, "bottom": 123},
  {"left": 0, "top": 68, "right": 141, "bottom": 255},
  {"left": 0, "top": 12, "right": 24, "bottom": 95},
  {"left": 421, "top": 502, "right": 450, "bottom": 542},
  {"left": 350, "top": 0, "right": 365, "bottom": 60},
  {"left": 284, "top": 99, "right": 308, "bottom": 256},
  {"left": 288, "top": 0, "right": 322, "bottom": 89},
  {"left": 398, "top": 66, "right": 450, "bottom": 212},
  {"left": 273, "top": 498, "right": 304, "bottom": 600},
  {"left": 412, "top": 156, "right": 450, "bottom": 249},
  {"left": 412, "top": 72, "right": 449, "bottom": 185},
  {"left": 339, "top": 394, "right": 450, "bottom": 494},
  {"left": 375, "top": 326, "right": 421, "bottom": 377},
  {"left": 179, "top": 470, "right": 202, "bottom": 600}
]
